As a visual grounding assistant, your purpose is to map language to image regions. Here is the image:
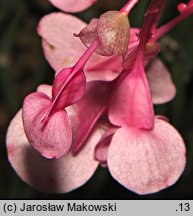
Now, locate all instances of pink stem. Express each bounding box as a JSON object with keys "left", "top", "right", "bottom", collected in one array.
[
  {"left": 136, "top": 0, "right": 163, "bottom": 61},
  {"left": 153, "top": 5, "right": 193, "bottom": 41},
  {"left": 74, "top": 39, "right": 99, "bottom": 72},
  {"left": 150, "top": 0, "right": 166, "bottom": 33},
  {"left": 120, "top": 0, "right": 139, "bottom": 15}
]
